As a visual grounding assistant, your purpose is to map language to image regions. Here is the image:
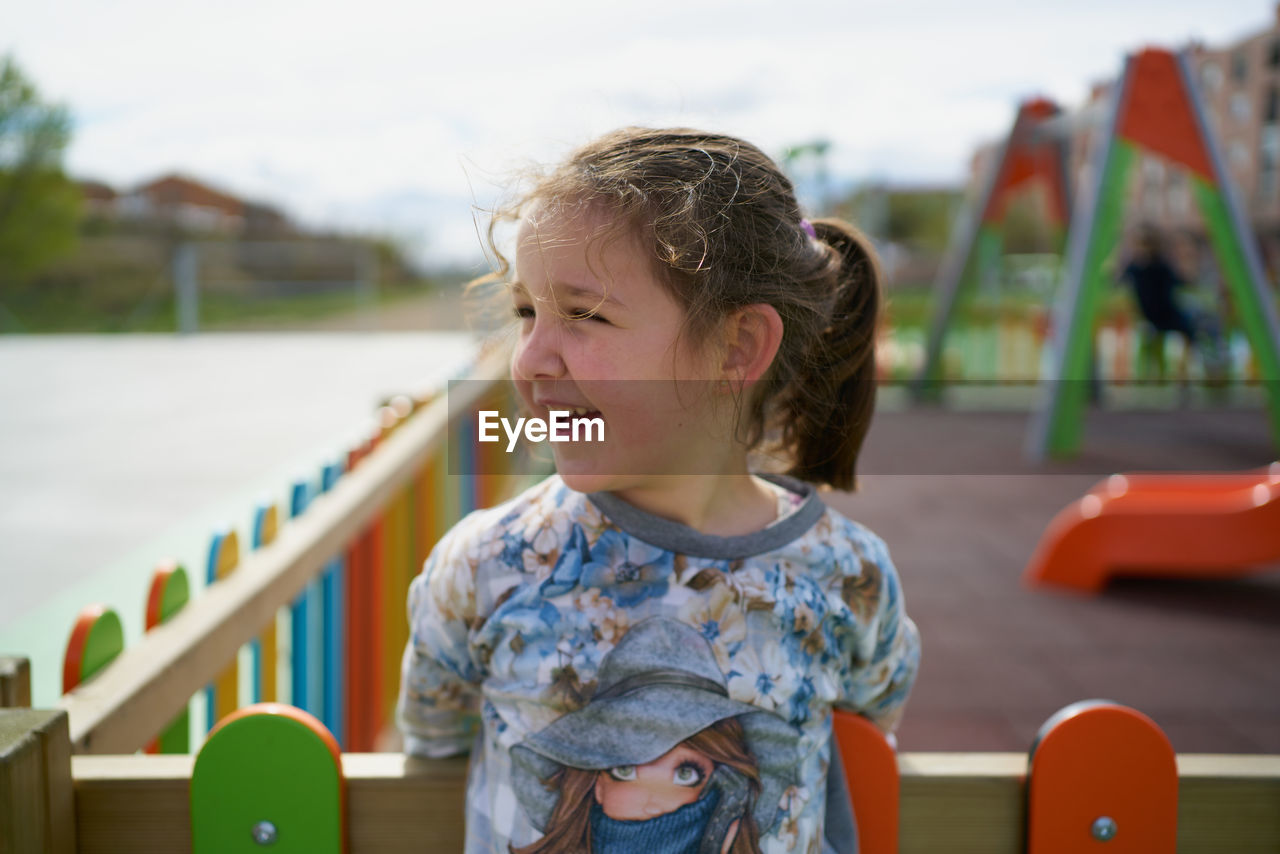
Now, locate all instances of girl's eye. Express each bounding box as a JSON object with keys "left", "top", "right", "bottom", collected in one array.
[
  {"left": 567, "top": 309, "right": 609, "bottom": 325},
  {"left": 672, "top": 762, "right": 707, "bottom": 787},
  {"left": 512, "top": 305, "right": 534, "bottom": 320},
  {"left": 608, "top": 765, "right": 637, "bottom": 782}
]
